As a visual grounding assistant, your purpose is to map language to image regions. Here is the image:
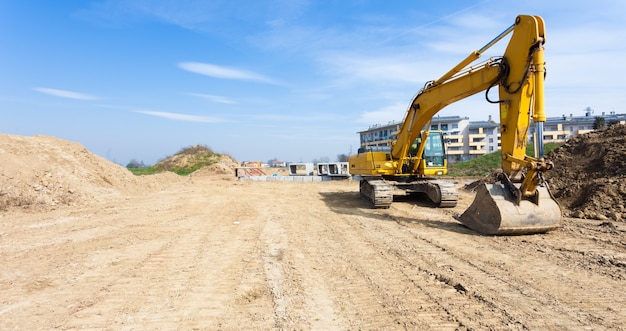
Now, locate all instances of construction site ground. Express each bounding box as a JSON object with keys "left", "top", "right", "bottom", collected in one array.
[{"left": 1, "top": 132, "right": 626, "bottom": 330}]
